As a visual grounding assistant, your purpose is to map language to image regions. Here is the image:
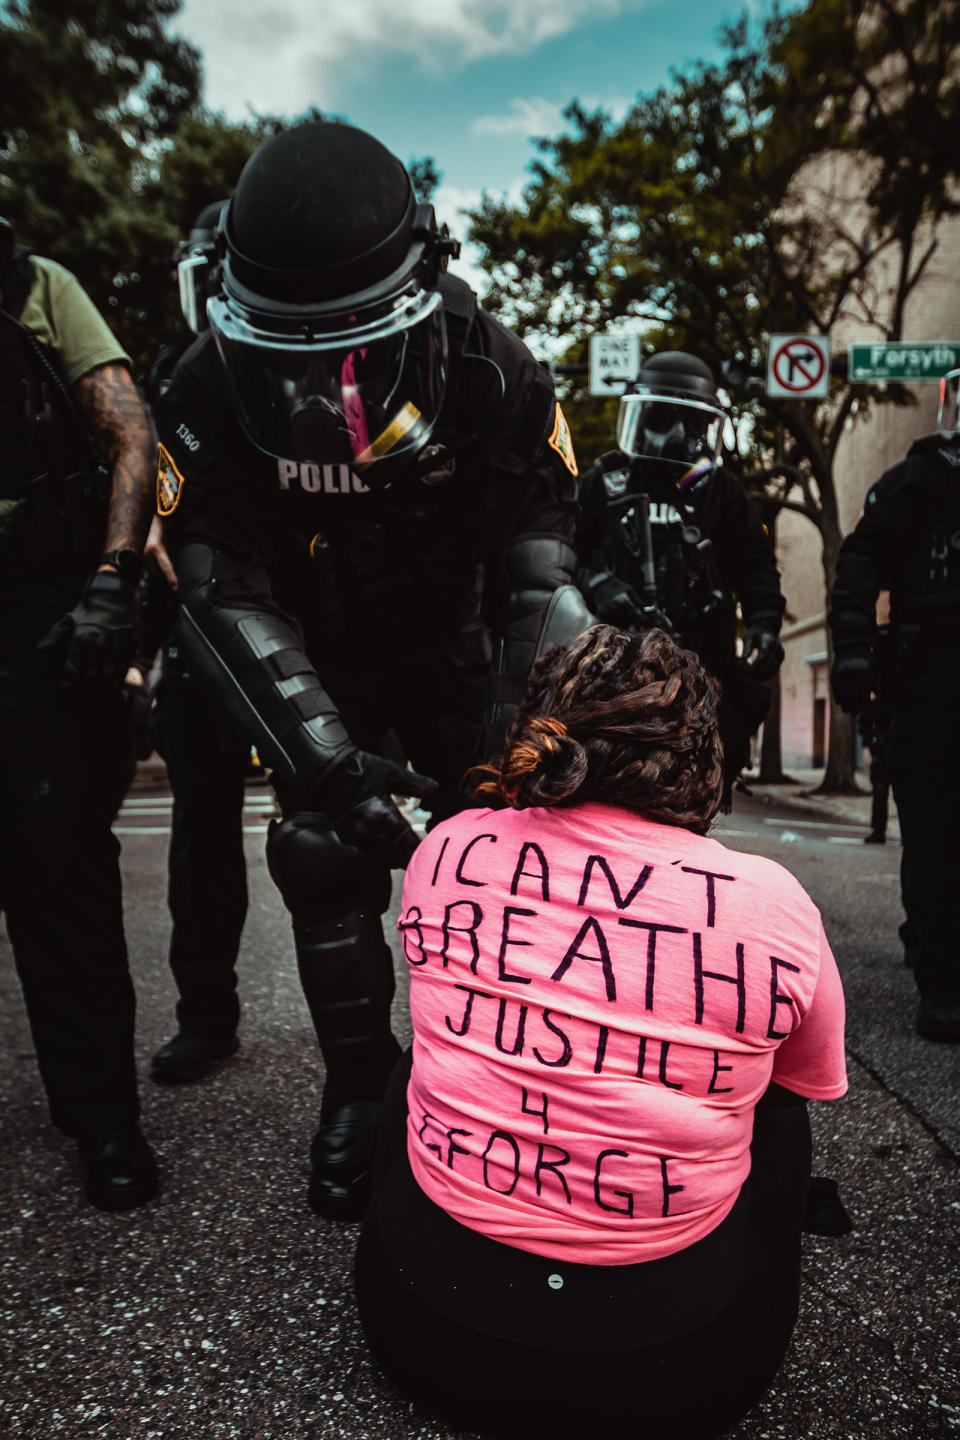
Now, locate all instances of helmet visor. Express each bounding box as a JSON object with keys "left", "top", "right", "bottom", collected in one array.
[
  {"left": 177, "top": 253, "right": 212, "bottom": 336},
  {"left": 208, "top": 283, "right": 447, "bottom": 468},
  {"left": 617, "top": 391, "right": 725, "bottom": 486},
  {"left": 939, "top": 369, "right": 960, "bottom": 433}
]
